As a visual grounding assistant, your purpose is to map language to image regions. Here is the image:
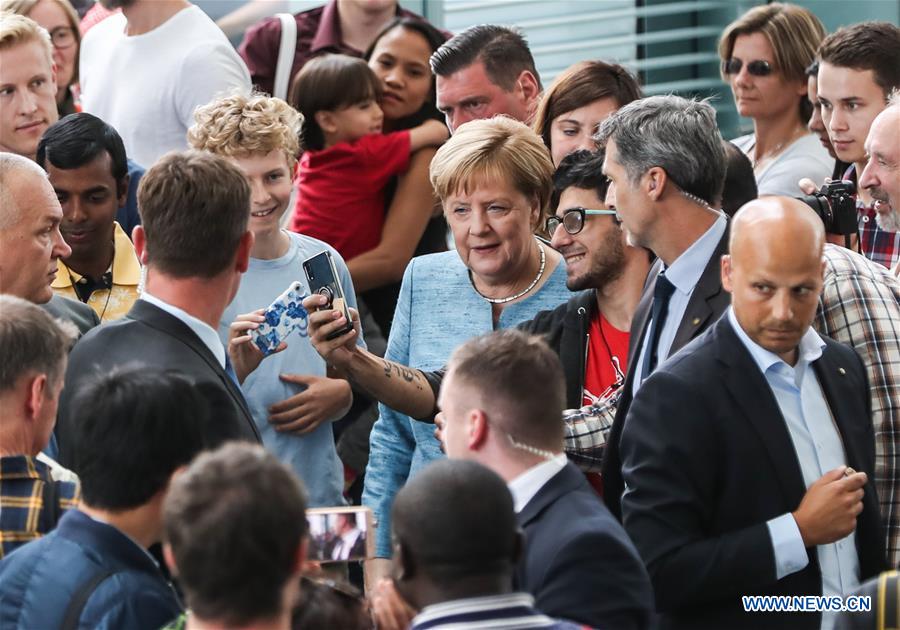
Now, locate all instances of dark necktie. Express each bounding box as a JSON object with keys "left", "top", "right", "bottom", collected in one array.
[
  {"left": 224, "top": 354, "right": 240, "bottom": 387},
  {"left": 641, "top": 272, "right": 676, "bottom": 381}
]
